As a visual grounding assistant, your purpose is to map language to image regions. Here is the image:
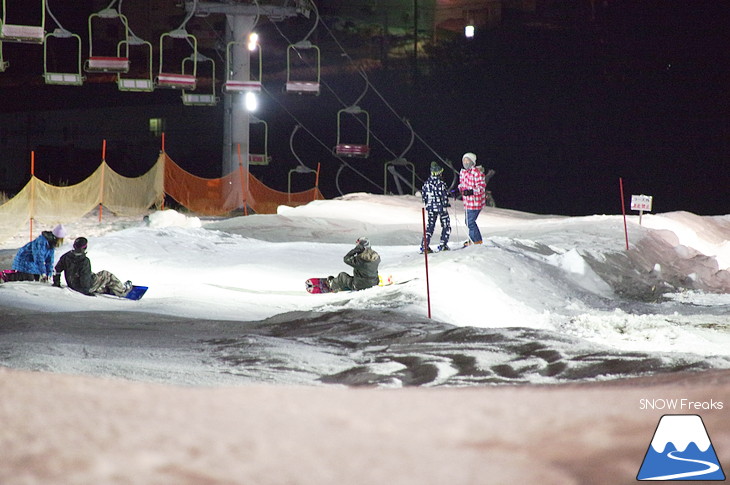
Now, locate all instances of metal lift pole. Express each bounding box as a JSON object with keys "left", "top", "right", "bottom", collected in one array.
[
  {"left": 185, "top": 1, "right": 306, "bottom": 177},
  {"left": 224, "top": 14, "right": 256, "bottom": 177}
]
